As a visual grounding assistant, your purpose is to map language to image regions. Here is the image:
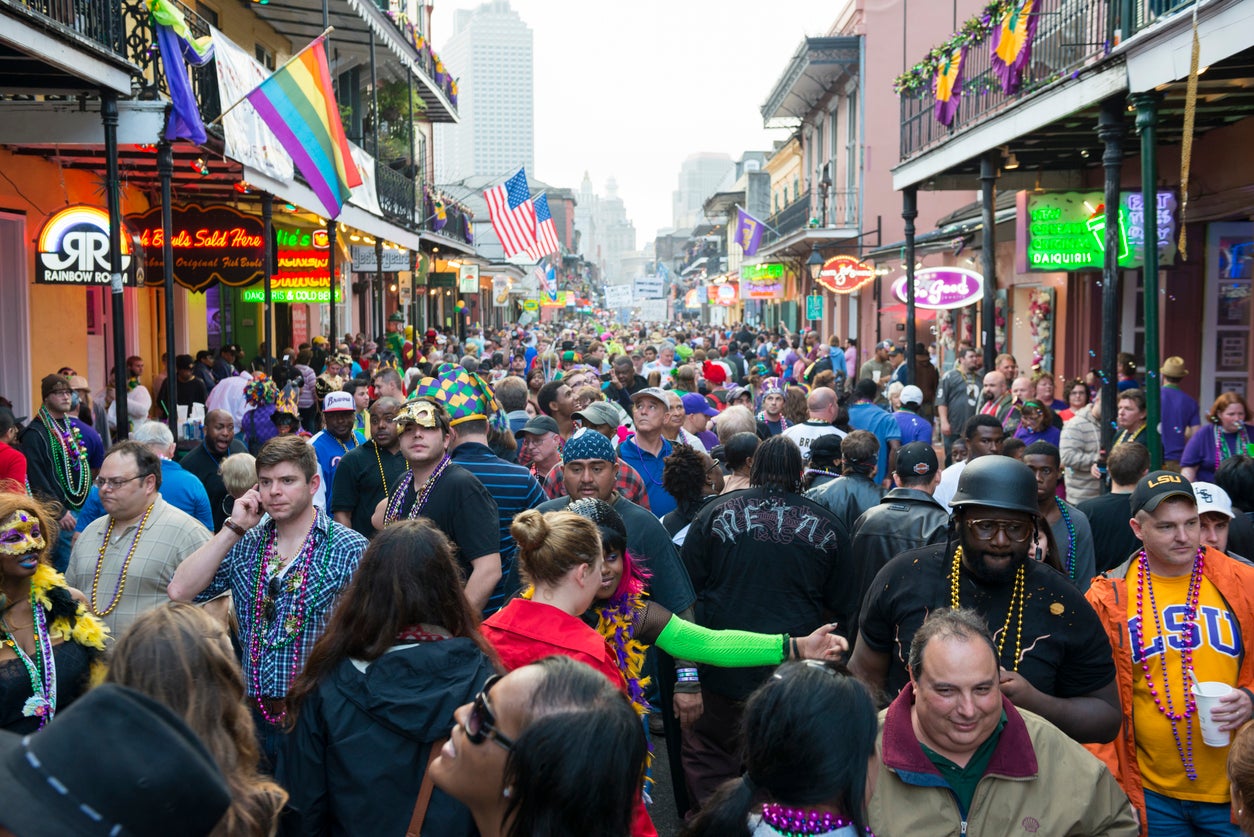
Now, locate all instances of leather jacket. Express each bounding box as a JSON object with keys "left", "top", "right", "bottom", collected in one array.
[
  {"left": 804, "top": 472, "right": 884, "bottom": 536},
  {"left": 849, "top": 488, "right": 951, "bottom": 631}
]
